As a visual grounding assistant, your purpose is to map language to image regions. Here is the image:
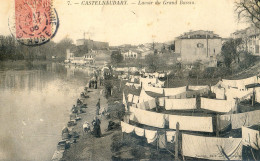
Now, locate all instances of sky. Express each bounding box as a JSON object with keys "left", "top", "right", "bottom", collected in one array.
[{"left": 0, "top": 0, "right": 248, "bottom": 46}]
